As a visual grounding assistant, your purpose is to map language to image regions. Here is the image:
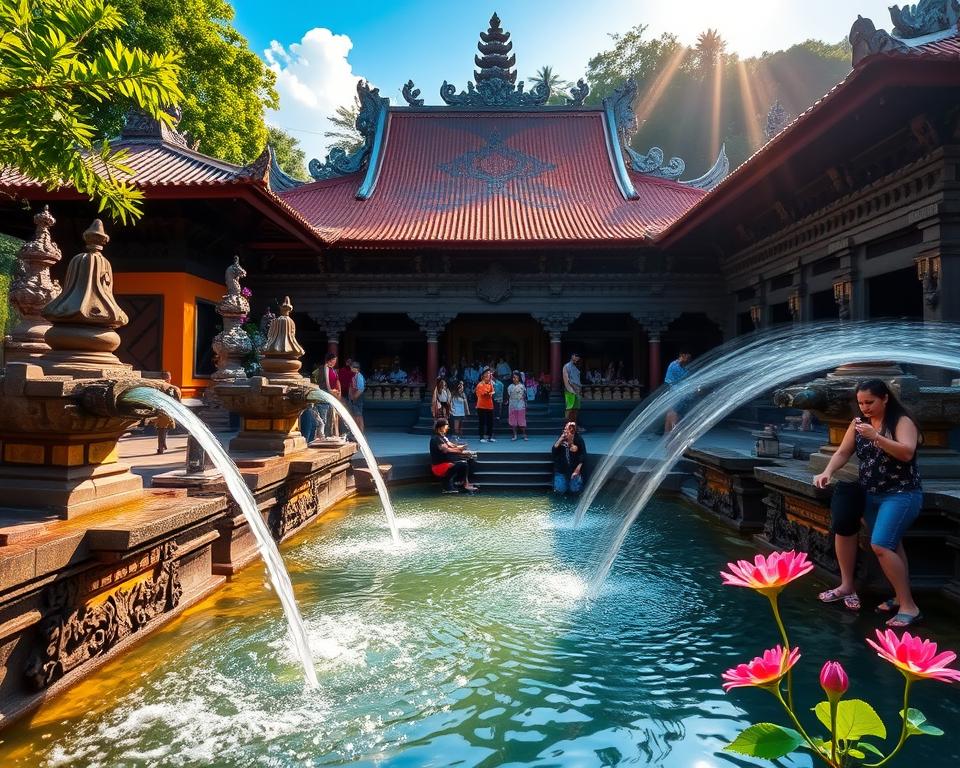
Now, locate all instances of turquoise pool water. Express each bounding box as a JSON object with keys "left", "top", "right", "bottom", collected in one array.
[{"left": 1, "top": 488, "right": 958, "bottom": 767}]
